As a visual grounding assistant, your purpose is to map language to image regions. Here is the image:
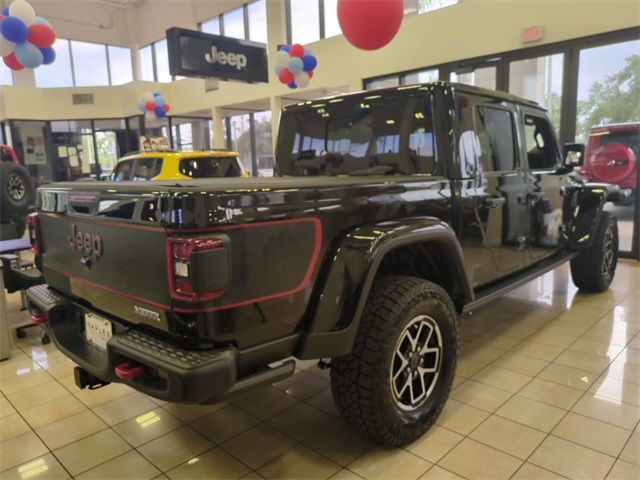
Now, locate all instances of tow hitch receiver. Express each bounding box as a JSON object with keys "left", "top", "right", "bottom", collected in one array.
[{"left": 74, "top": 367, "right": 109, "bottom": 390}]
